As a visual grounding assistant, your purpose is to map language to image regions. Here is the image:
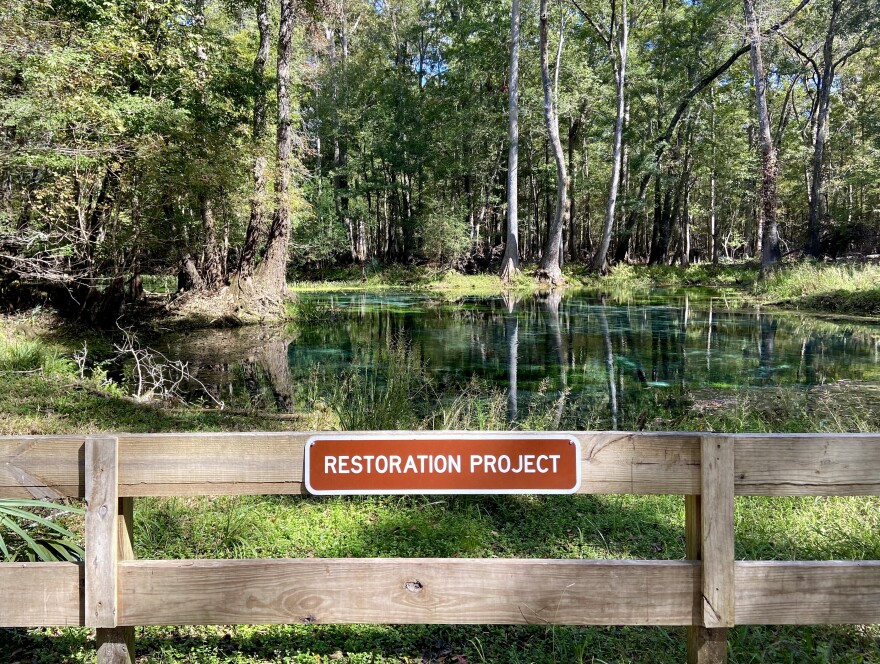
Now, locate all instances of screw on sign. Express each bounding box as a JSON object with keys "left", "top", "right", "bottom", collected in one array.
[{"left": 304, "top": 433, "right": 581, "bottom": 495}]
